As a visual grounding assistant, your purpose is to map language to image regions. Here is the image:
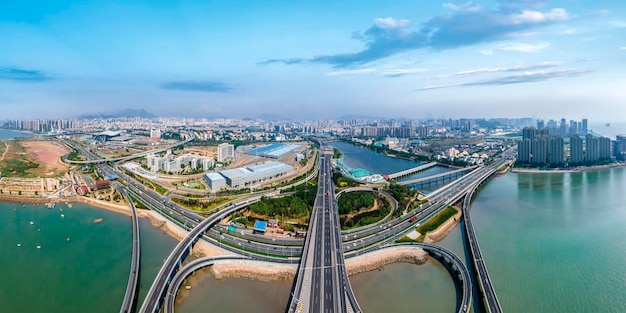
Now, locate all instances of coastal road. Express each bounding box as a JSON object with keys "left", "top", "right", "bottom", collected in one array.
[{"left": 117, "top": 186, "right": 141, "bottom": 313}]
